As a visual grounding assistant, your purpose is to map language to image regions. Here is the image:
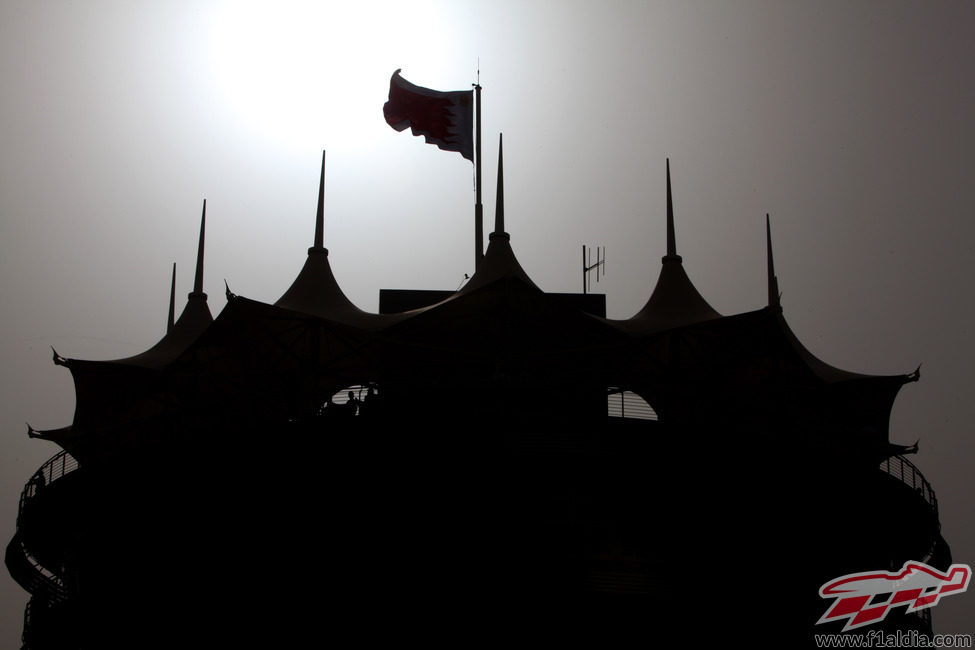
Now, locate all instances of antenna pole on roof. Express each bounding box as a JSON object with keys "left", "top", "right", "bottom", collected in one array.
[
  {"left": 583, "top": 245, "right": 605, "bottom": 294},
  {"left": 473, "top": 64, "right": 483, "bottom": 272}
]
